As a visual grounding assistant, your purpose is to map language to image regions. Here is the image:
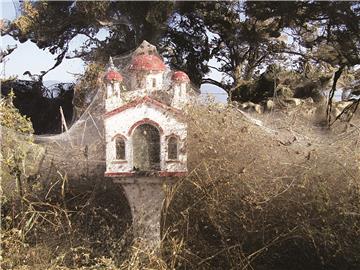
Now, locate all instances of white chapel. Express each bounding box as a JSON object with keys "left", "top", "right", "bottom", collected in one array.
[{"left": 103, "top": 40, "right": 195, "bottom": 179}]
